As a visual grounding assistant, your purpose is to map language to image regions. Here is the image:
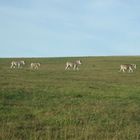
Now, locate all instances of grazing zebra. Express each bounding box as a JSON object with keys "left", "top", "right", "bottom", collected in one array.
[
  {"left": 30, "top": 63, "right": 40, "bottom": 70},
  {"left": 11, "top": 60, "right": 25, "bottom": 68},
  {"left": 119, "top": 64, "right": 136, "bottom": 72},
  {"left": 65, "top": 60, "right": 82, "bottom": 70}
]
